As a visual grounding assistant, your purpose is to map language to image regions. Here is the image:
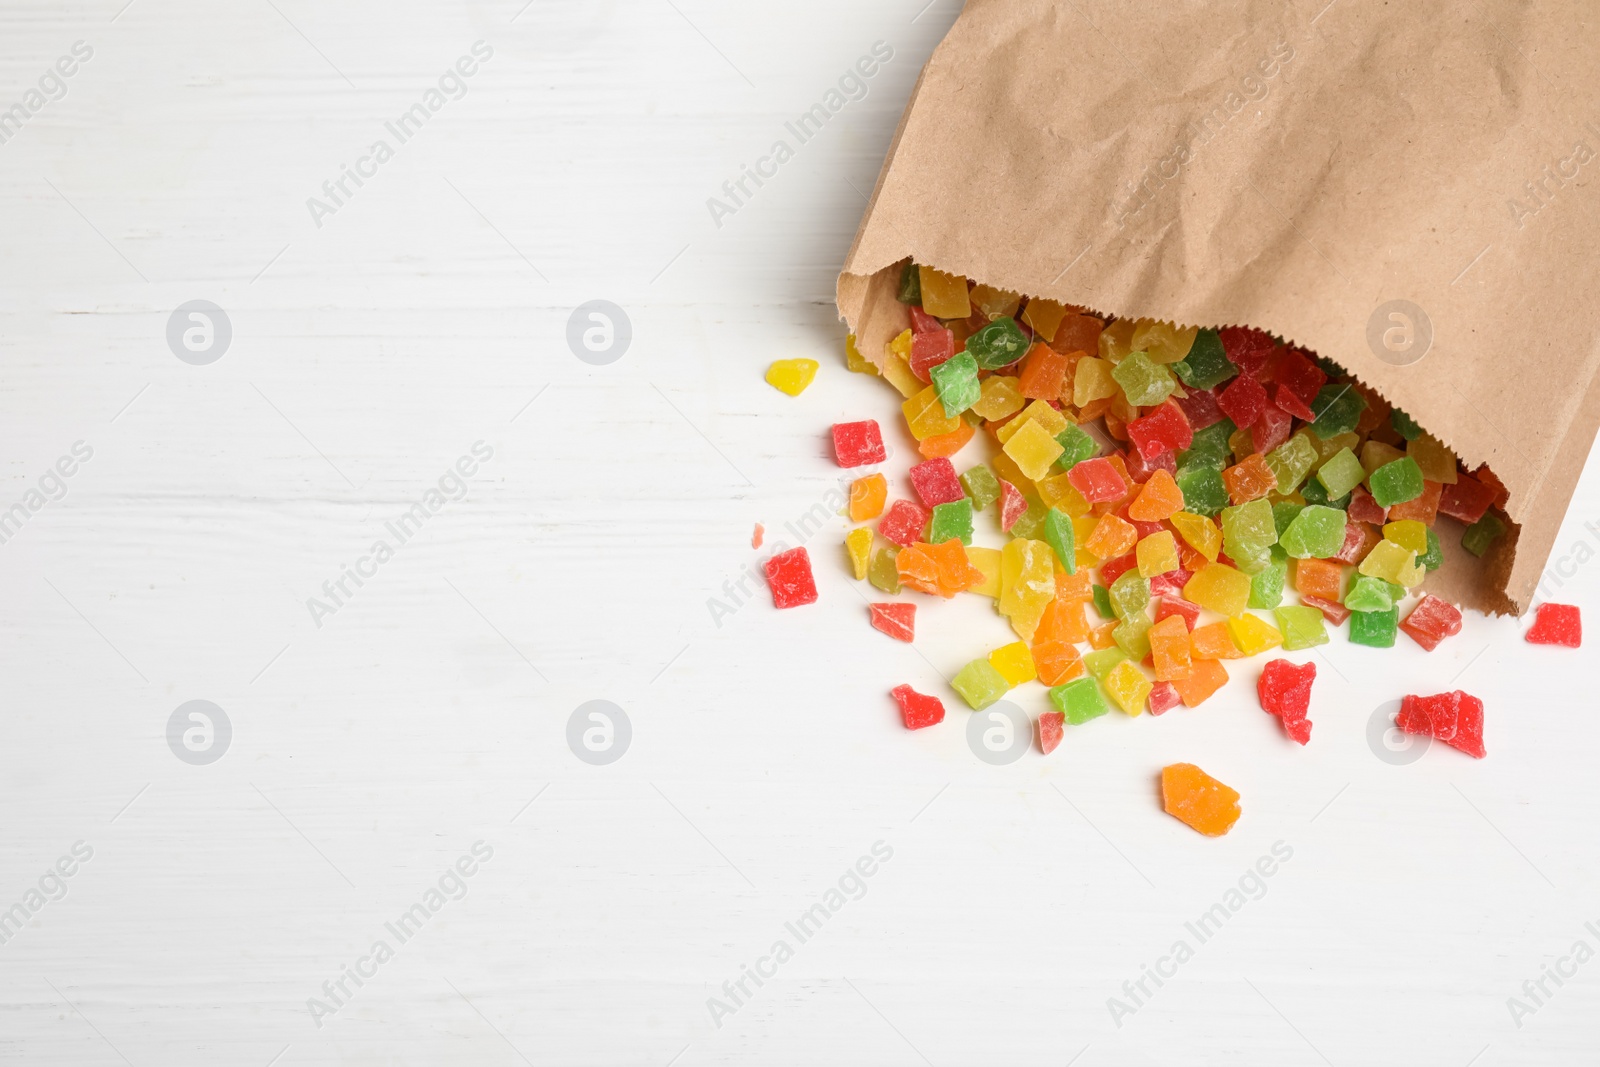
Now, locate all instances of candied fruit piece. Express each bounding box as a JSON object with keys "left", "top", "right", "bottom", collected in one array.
[
  {"left": 1127, "top": 400, "right": 1193, "bottom": 462},
  {"left": 1275, "top": 604, "right": 1328, "bottom": 650},
  {"left": 959, "top": 465, "right": 1000, "bottom": 511},
  {"left": 1300, "top": 593, "right": 1350, "bottom": 626},
  {"left": 845, "top": 527, "right": 872, "bottom": 580},
  {"left": 972, "top": 374, "right": 1025, "bottom": 420},
  {"left": 1257, "top": 658, "right": 1315, "bottom": 745},
  {"left": 1348, "top": 605, "right": 1399, "bottom": 647},
  {"left": 1085, "top": 512, "right": 1137, "bottom": 561},
  {"left": 902, "top": 385, "right": 961, "bottom": 441},
  {"left": 849, "top": 473, "right": 888, "bottom": 522},
  {"left": 910, "top": 458, "right": 965, "bottom": 508},
  {"left": 869, "top": 603, "right": 916, "bottom": 643},
  {"left": 765, "top": 547, "right": 818, "bottom": 609},
  {"left": 1112, "top": 351, "right": 1177, "bottom": 407},
  {"left": 1171, "top": 658, "right": 1228, "bottom": 707},
  {"left": 1217, "top": 374, "right": 1268, "bottom": 430},
  {"left": 1279, "top": 505, "right": 1348, "bottom": 560},
  {"left": 832, "top": 420, "right": 885, "bottom": 467},
  {"left": 1050, "top": 676, "right": 1110, "bottom": 725},
  {"left": 1185, "top": 563, "right": 1253, "bottom": 618},
  {"left": 869, "top": 547, "right": 901, "bottom": 594},
  {"left": 1526, "top": 602, "right": 1581, "bottom": 647},
  {"left": 1293, "top": 557, "right": 1343, "bottom": 601},
  {"left": 1138, "top": 531, "right": 1181, "bottom": 579},
  {"left": 1368, "top": 458, "right": 1425, "bottom": 507},
  {"left": 1043, "top": 508, "right": 1077, "bottom": 573},
  {"left": 1396, "top": 690, "right": 1485, "bottom": 758},
  {"left": 1104, "top": 659, "right": 1153, "bottom": 715},
  {"left": 929, "top": 351, "right": 980, "bottom": 417},
  {"left": 1190, "top": 621, "right": 1245, "bottom": 660},
  {"left": 1309, "top": 383, "right": 1366, "bottom": 438},
  {"left": 918, "top": 266, "right": 970, "bottom": 318},
  {"left": 1173, "top": 329, "right": 1236, "bottom": 389},
  {"left": 1109, "top": 570, "right": 1151, "bottom": 619},
  {"left": 889, "top": 684, "right": 944, "bottom": 730},
  {"left": 1223, "top": 453, "right": 1277, "bottom": 504},
  {"left": 1171, "top": 511, "right": 1222, "bottom": 560},
  {"left": 1037, "top": 711, "right": 1065, "bottom": 754},
  {"left": 1149, "top": 614, "right": 1193, "bottom": 682},
  {"left": 929, "top": 499, "right": 974, "bottom": 546},
  {"left": 1227, "top": 613, "right": 1283, "bottom": 656},
  {"left": 878, "top": 499, "right": 929, "bottom": 547},
  {"left": 766, "top": 358, "right": 818, "bottom": 396},
  {"left": 1462, "top": 512, "right": 1507, "bottom": 558},
  {"left": 966, "top": 316, "right": 1030, "bottom": 369},
  {"left": 1407, "top": 434, "right": 1459, "bottom": 484},
  {"left": 1003, "top": 419, "right": 1067, "bottom": 482},
  {"left": 910, "top": 326, "right": 956, "bottom": 384},
  {"left": 1439, "top": 473, "right": 1495, "bottom": 524},
  {"left": 1398, "top": 594, "right": 1461, "bottom": 651},
  {"left": 1161, "top": 763, "right": 1241, "bottom": 836},
  {"left": 951, "top": 658, "right": 1010, "bottom": 710}
]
